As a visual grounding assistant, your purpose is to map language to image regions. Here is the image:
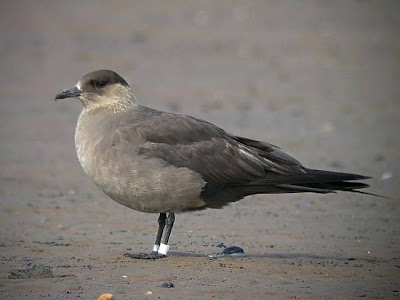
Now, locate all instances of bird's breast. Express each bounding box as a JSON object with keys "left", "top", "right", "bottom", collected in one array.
[{"left": 74, "top": 112, "right": 207, "bottom": 213}]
